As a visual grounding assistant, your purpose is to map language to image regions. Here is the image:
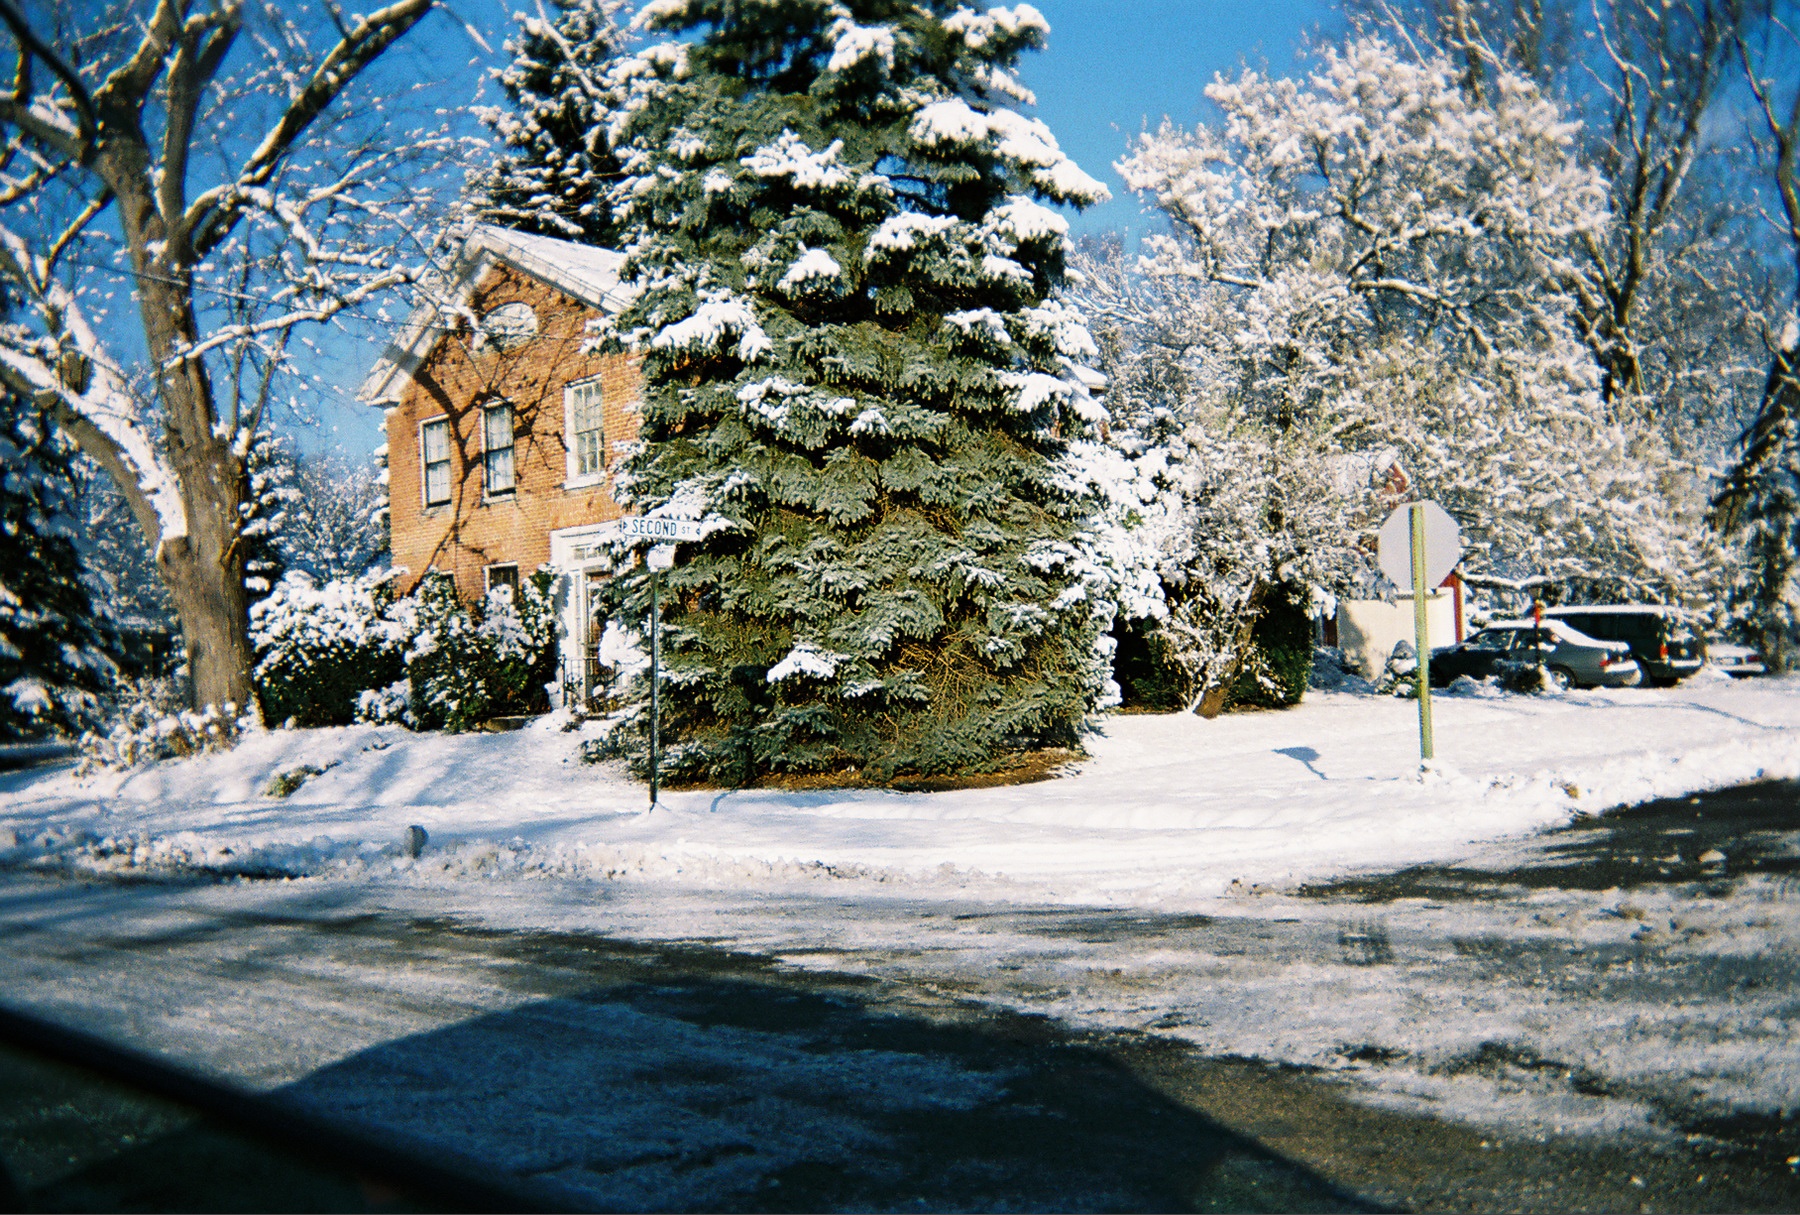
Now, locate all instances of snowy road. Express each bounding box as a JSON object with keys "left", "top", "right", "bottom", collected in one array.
[
  {"left": 0, "top": 871, "right": 1362, "bottom": 1212},
  {"left": 3, "top": 778, "right": 1799, "bottom": 1210}
]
